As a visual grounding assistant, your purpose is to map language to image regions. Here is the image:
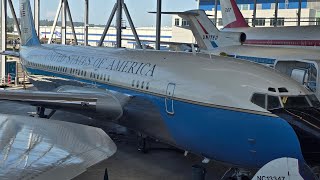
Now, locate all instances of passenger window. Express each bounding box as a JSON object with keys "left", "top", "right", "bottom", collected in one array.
[
  {"left": 267, "top": 95, "right": 281, "bottom": 110},
  {"left": 251, "top": 93, "right": 266, "bottom": 109}
]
